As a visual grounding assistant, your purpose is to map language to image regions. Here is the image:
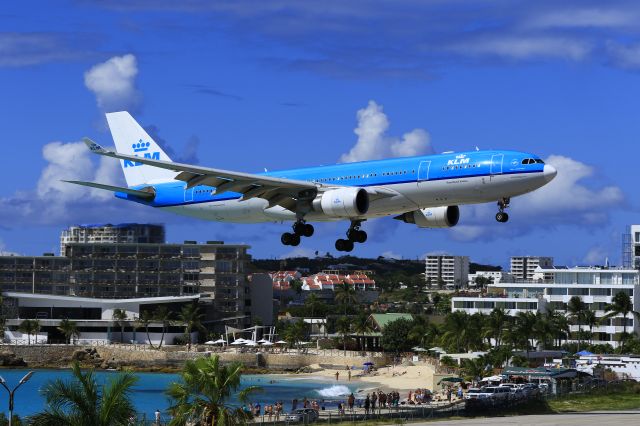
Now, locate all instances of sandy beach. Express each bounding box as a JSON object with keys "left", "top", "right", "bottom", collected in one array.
[{"left": 295, "top": 363, "right": 444, "bottom": 393}]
